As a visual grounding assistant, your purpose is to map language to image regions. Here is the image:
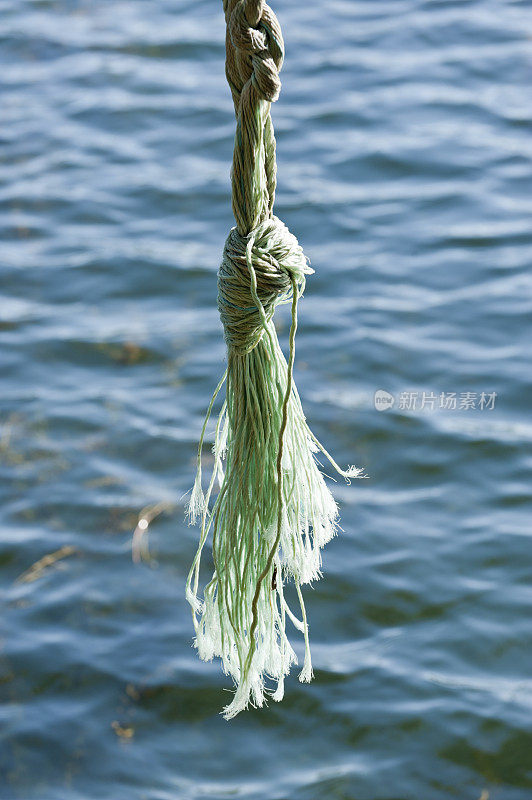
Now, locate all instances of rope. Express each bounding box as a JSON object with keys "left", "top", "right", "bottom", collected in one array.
[{"left": 185, "top": 0, "right": 363, "bottom": 719}]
